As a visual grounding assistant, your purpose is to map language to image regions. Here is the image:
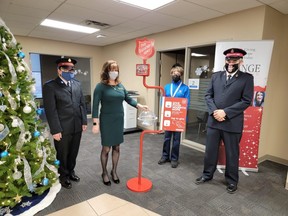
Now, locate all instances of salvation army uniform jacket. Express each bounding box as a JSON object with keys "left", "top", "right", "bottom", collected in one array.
[
  {"left": 205, "top": 70, "right": 254, "bottom": 133},
  {"left": 43, "top": 77, "right": 87, "bottom": 135}
]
